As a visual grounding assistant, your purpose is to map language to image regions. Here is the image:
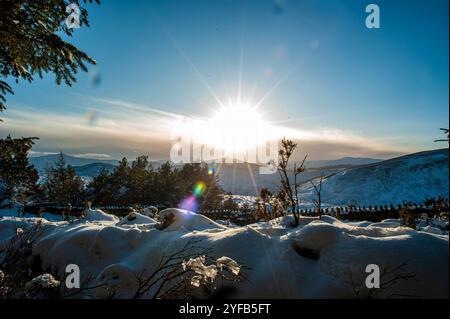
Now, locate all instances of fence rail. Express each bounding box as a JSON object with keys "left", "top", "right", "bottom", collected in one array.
[
  {"left": 22, "top": 204, "right": 154, "bottom": 217},
  {"left": 200, "top": 204, "right": 447, "bottom": 224},
  {"left": 16, "top": 202, "right": 449, "bottom": 225}
]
